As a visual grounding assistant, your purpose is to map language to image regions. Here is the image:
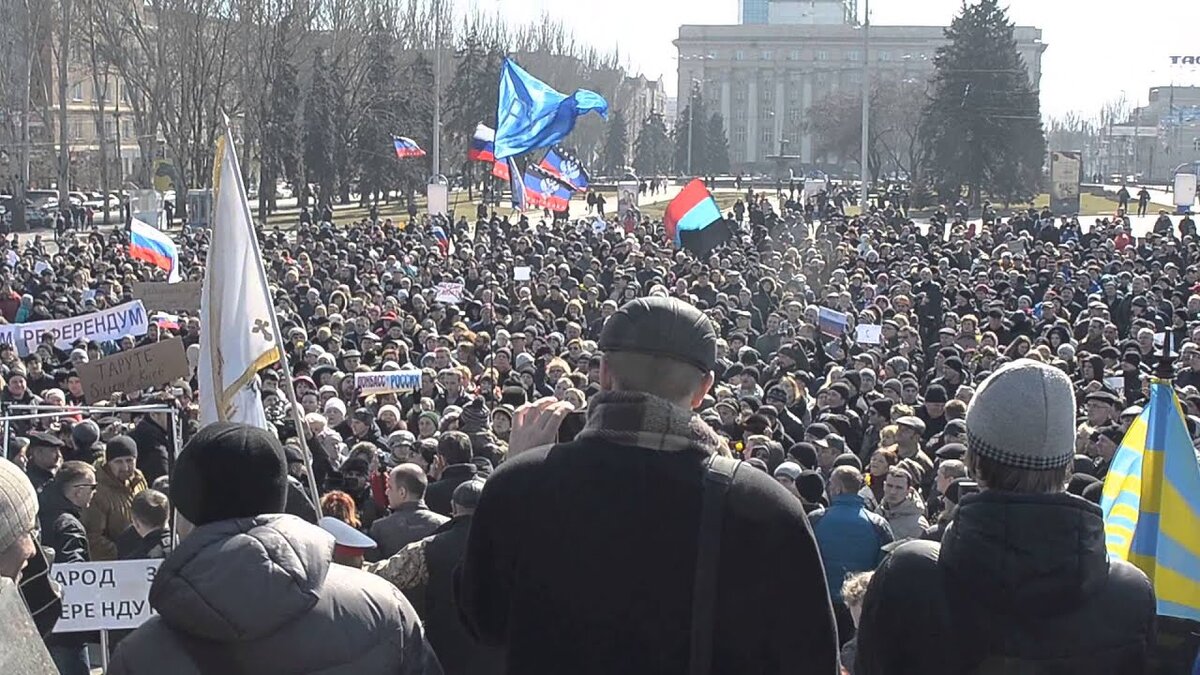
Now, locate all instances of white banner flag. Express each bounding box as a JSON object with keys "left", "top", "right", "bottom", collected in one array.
[{"left": 198, "top": 125, "right": 281, "bottom": 427}]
